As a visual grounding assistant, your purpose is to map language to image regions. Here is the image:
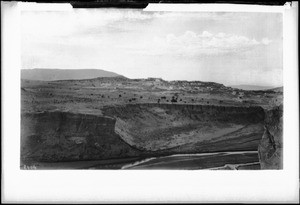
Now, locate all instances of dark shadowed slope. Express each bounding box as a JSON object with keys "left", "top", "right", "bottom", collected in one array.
[{"left": 21, "top": 69, "right": 123, "bottom": 81}]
